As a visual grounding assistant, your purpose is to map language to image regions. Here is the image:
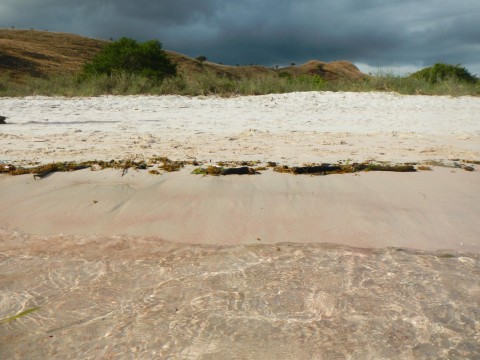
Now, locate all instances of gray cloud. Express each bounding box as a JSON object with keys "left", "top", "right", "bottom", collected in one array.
[{"left": 1, "top": 0, "right": 479, "bottom": 74}]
